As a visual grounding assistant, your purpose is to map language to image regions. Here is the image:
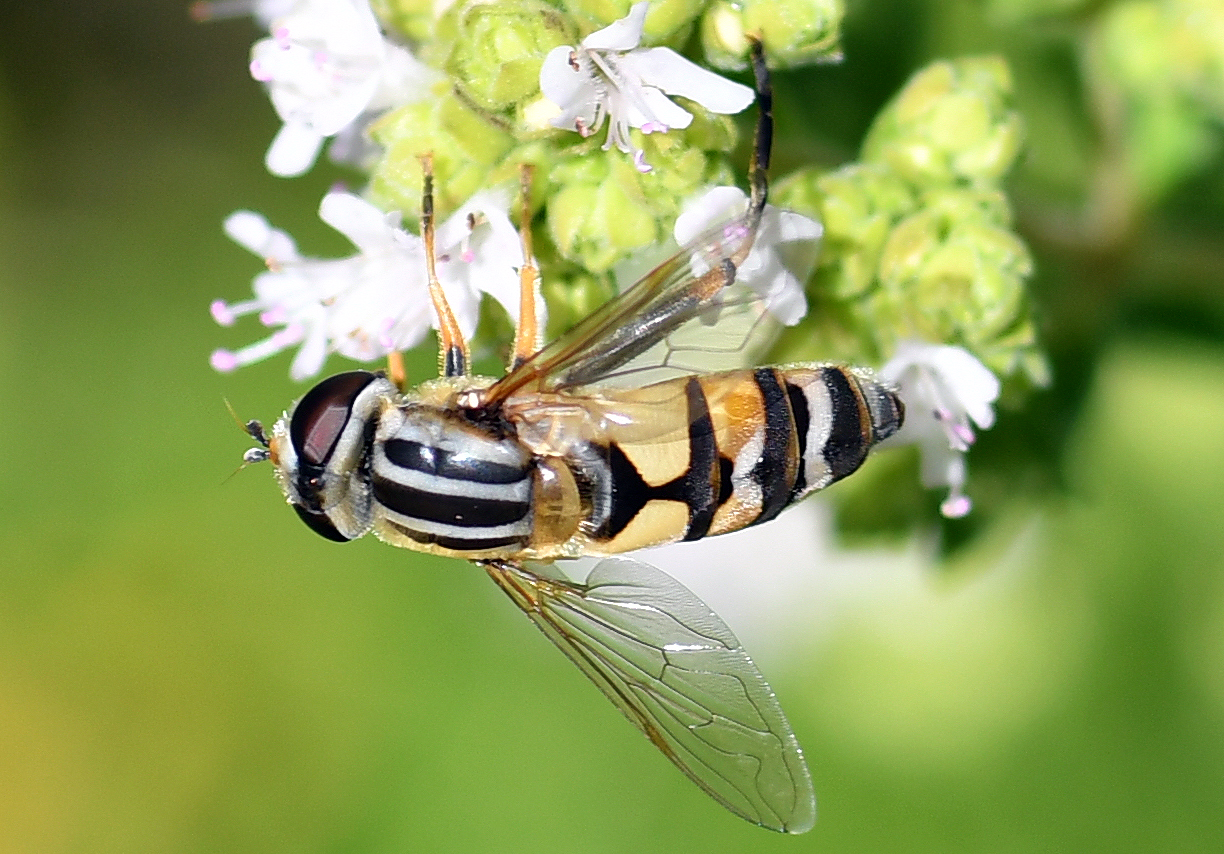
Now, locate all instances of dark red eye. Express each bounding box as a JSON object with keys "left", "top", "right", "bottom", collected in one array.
[{"left": 289, "top": 371, "right": 378, "bottom": 466}]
